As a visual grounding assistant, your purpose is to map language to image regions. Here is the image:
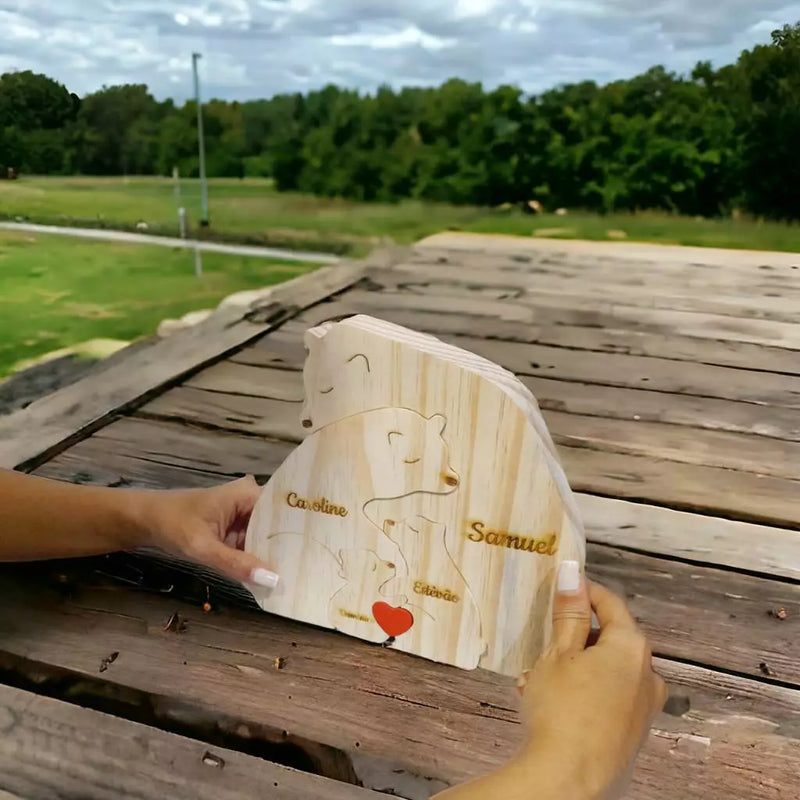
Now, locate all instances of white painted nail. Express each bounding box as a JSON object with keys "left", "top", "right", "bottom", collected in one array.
[
  {"left": 557, "top": 560, "right": 581, "bottom": 594},
  {"left": 251, "top": 568, "right": 280, "bottom": 589}
]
